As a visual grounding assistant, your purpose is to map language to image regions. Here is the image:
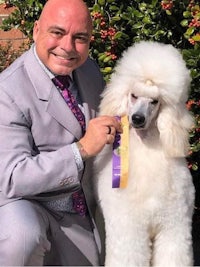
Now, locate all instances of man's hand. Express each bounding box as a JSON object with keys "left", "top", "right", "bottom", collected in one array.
[{"left": 78, "top": 116, "right": 123, "bottom": 157}]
